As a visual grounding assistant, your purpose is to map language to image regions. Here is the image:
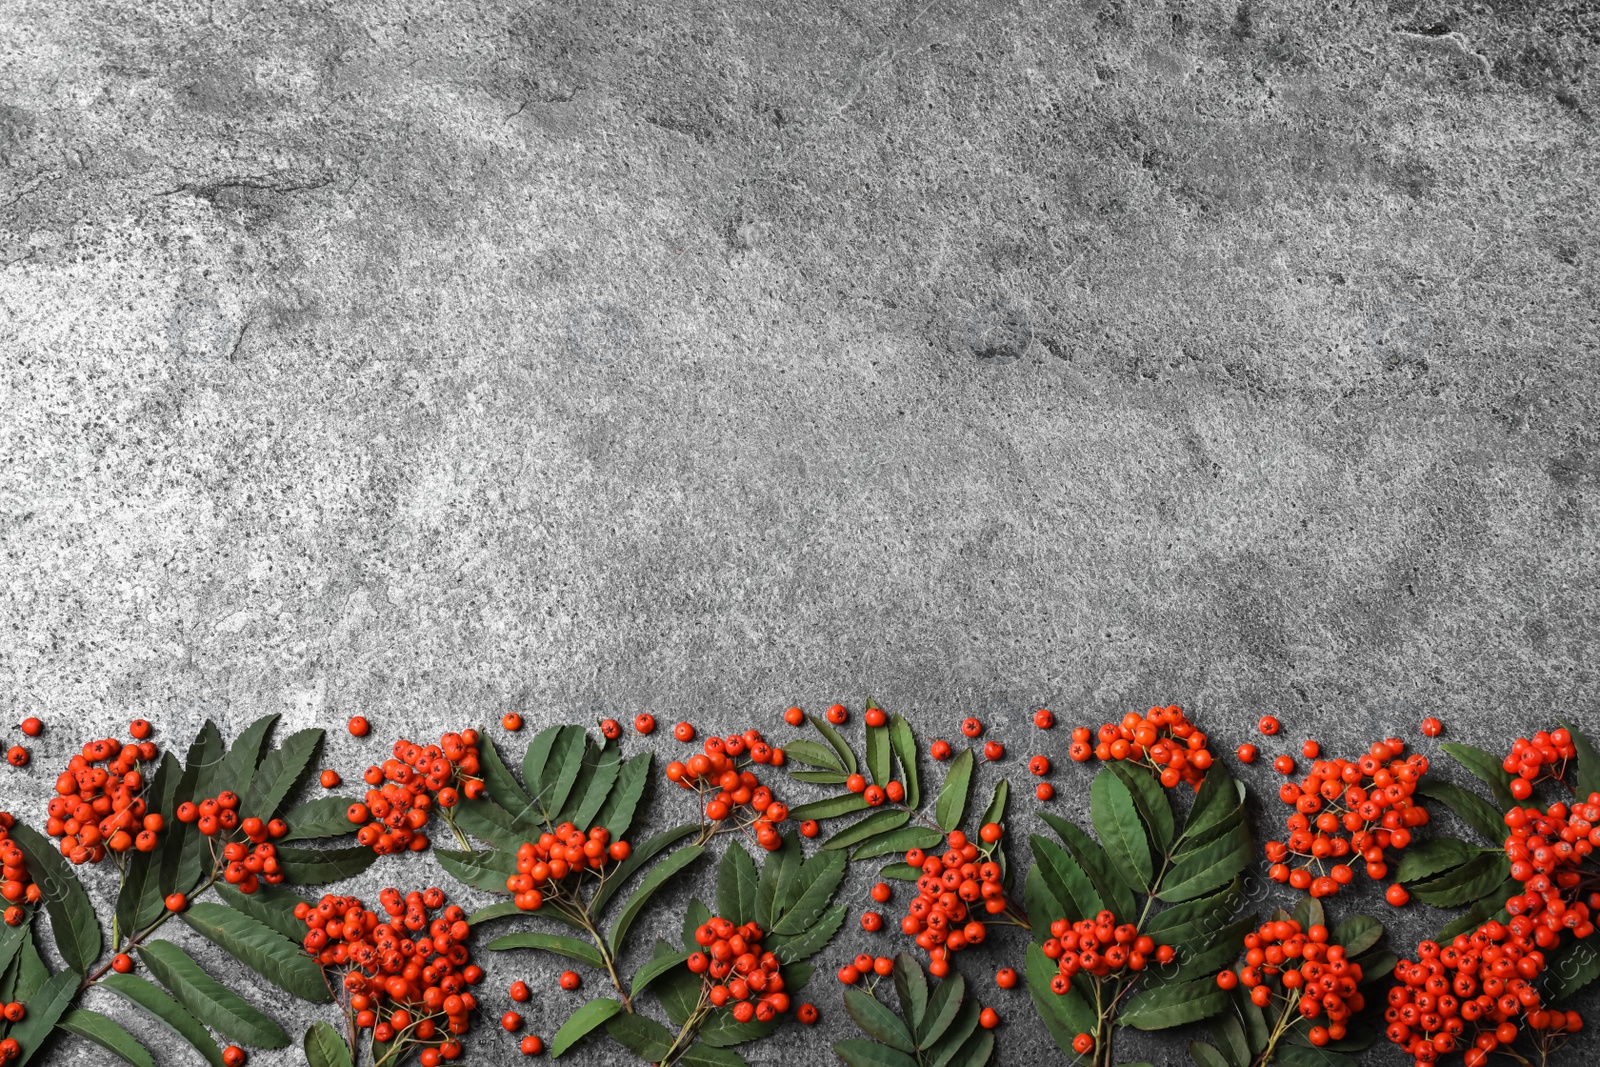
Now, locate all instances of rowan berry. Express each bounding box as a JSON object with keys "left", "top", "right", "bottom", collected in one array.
[
  {"left": 1301, "top": 739, "right": 1319, "bottom": 758},
  {"left": 1074, "top": 705, "right": 1215, "bottom": 789},
  {"left": 1034, "top": 709, "right": 1054, "bottom": 729},
  {"left": 961, "top": 718, "right": 983, "bottom": 738},
  {"left": 18, "top": 718, "right": 41, "bottom": 737},
  {"left": 800, "top": 820, "right": 819, "bottom": 837},
  {"left": 846, "top": 774, "right": 867, "bottom": 793},
  {"left": 1385, "top": 883, "right": 1409, "bottom": 906},
  {"left": 1420, "top": 716, "right": 1442, "bottom": 737},
  {"left": 502, "top": 1012, "right": 522, "bottom": 1031},
  {"left": 348, "top": 716, "right": 370, "bottom": 737},
  {"left": 1037, "top": 783, "right": 1054, "bottom": 800},
  {"left": 930, "top": 740, "right": 952, "bottom": 761},
  {"left": 979, "top": 1008, "right": 999, "bottom": 1029},
  {"left": 1236, "top": 744, "right": 1257, "bottom": 763},
  {"left": 995, "top": 968, "right": 1017, "bottom": 989},
  {"left": 165, "top": 893, "right": 187, "bottom": 912},
  {"left": 4, "top": 748, "right": 25, "bottom": 768},
  {"left": 784, "top": 707, "right": 805, "bottom": 726},
  {"left": 1274, "top": 755, "right": 1296, "bottom": 775},
  {"left": 129, "top": 719, "right": 152, "bottom": 739},
  {"left": 798, "top": 1003, "right": 819, "bottom": 1024},
  {"left": 1072, "top": 1033, "right": 1094, "bottom": 1054},
  {"left": 1258, "top": 716, "right": 1280, "bottom": 735},
  {"left": 838, "top": 965, "right": 860, "bottom": 984},
  {"left": 865, "top": 706, "right": 887, "bottom": 728},
  {"left": 674, "top": 722, "right": 695, "bottom": 742},
  {"left": 885, "top": 781, "right": 905, "bottom": 803},
  {"left": 600, "top": 718, "right": 621, "bottom": 739},
  {"left": 502, "top": 713, "right": 523, "bottom": 731},
  {"left": 861, "top": 912, "right": 883, "bottom": 932},
  {"left": 634, "top": 714, "right": 655, "bottom": 735},
  {"left": 826, "top": 704, "right": 848, "bottom": 725},
  {"left": 222, "top": 1047, "right": 247, "bottom": 1067},
  {"left": 320, "top": 770, "right": 341, "bottom": 788},
  {"left": 559, "top": 971, "right": 581, "bottom": 990},
  {"left": 510, "top": 981, "right": 530, "bottom": 1002},
  {"left": 983, "top": 740, "right": 1004, "bottom": 761},
  {"left": 1029, "top": 756, "right": 1050, "bottom": 776},
  {"left": 520, "top": 1035, "right": 544, "bottom": 1055},
  {"left": 871, "top": 883, "right": 892, "bottom": 903}
]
